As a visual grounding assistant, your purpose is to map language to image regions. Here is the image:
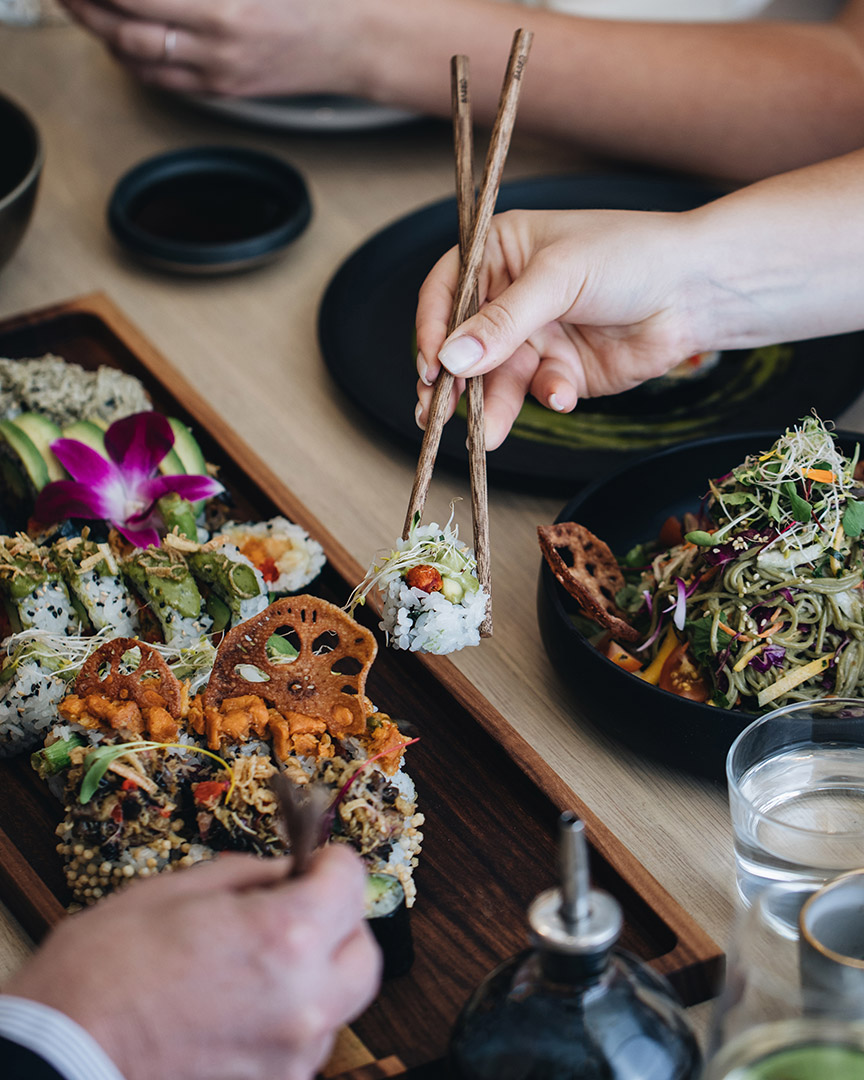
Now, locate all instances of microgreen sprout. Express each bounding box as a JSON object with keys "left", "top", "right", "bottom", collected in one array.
[
  {"left": 710, "top": 415, "right": 861, "bottom": 555},
  {"left": 346, "top": 505, "right": 478, "bottom": 615}
]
